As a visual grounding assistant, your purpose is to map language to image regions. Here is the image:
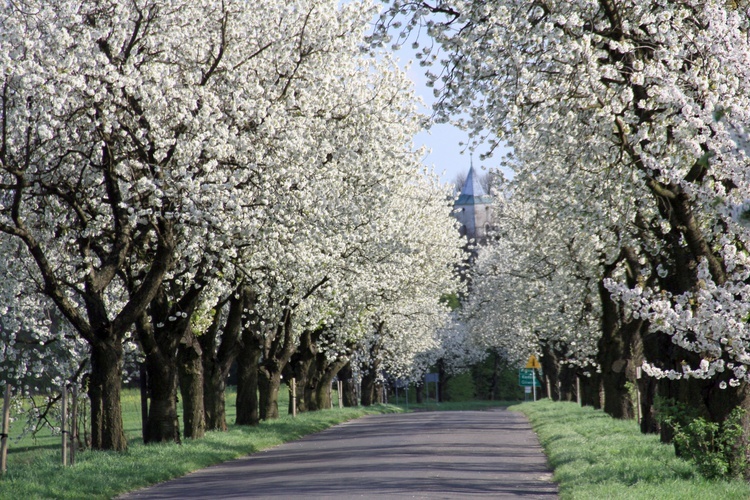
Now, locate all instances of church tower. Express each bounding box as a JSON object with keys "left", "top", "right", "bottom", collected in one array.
[{"left": 453, "top": 164, "right": 493, "bottom": 244}]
